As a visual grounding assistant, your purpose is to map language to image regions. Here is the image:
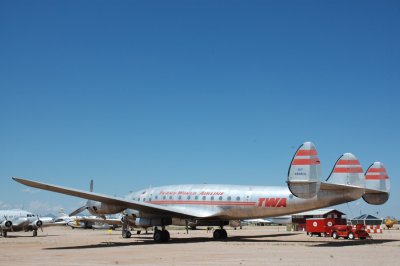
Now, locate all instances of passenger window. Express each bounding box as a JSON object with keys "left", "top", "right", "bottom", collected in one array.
[
  {"left": 236, "top": 196, "right": 240, "bottom": 201},
  {"left": 211, "top": 196, "right": 214, "bottom": 200},
  {"left": 219, "top": 196, "right": 223, "bottom": 200},
  {"left": 227, "top": 196, "right": 231, "bottom": 201},
  {"left": 202, "top": 196, "right": 206, "bottom": 200}
]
